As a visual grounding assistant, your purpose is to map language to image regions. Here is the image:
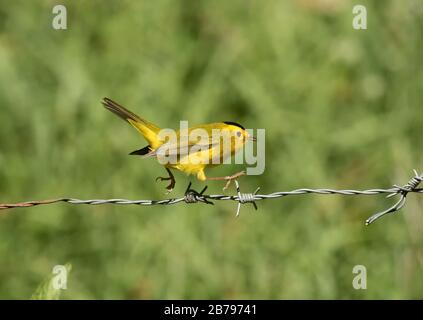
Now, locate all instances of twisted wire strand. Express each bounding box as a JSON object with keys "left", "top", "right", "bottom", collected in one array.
[{"left": 1, "top": 170, "right": 422, "bottom": 225}]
